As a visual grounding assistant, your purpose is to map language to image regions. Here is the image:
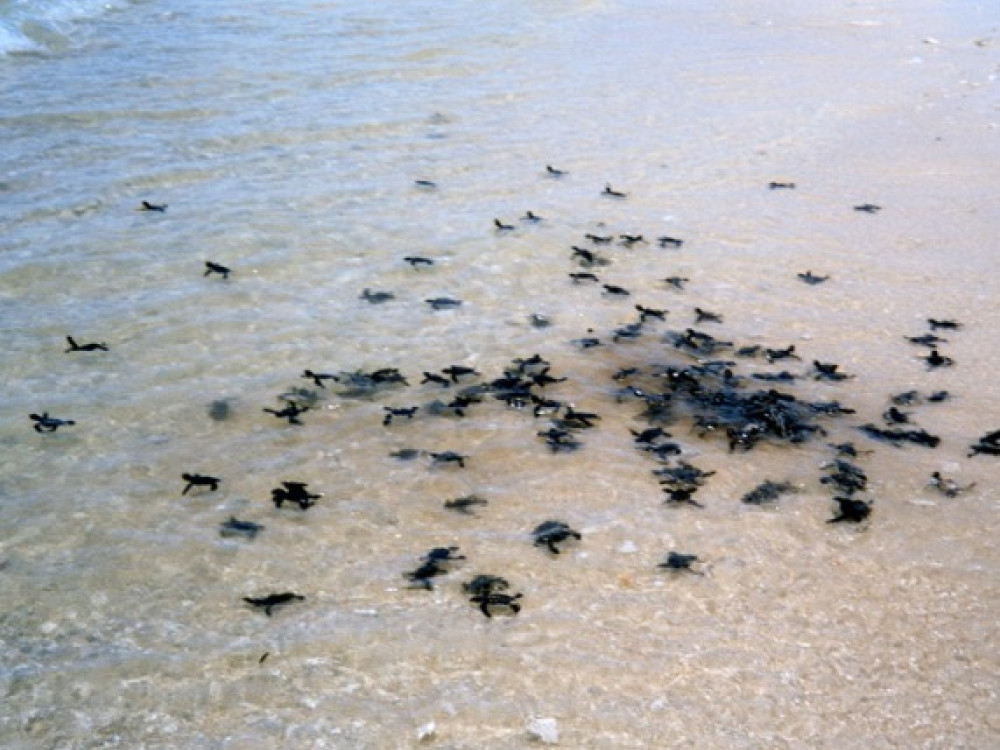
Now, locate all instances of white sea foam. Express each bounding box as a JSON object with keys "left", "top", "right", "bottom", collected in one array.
[{"left": 0, "top": 0, "right": 135, "bottom": 56}]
